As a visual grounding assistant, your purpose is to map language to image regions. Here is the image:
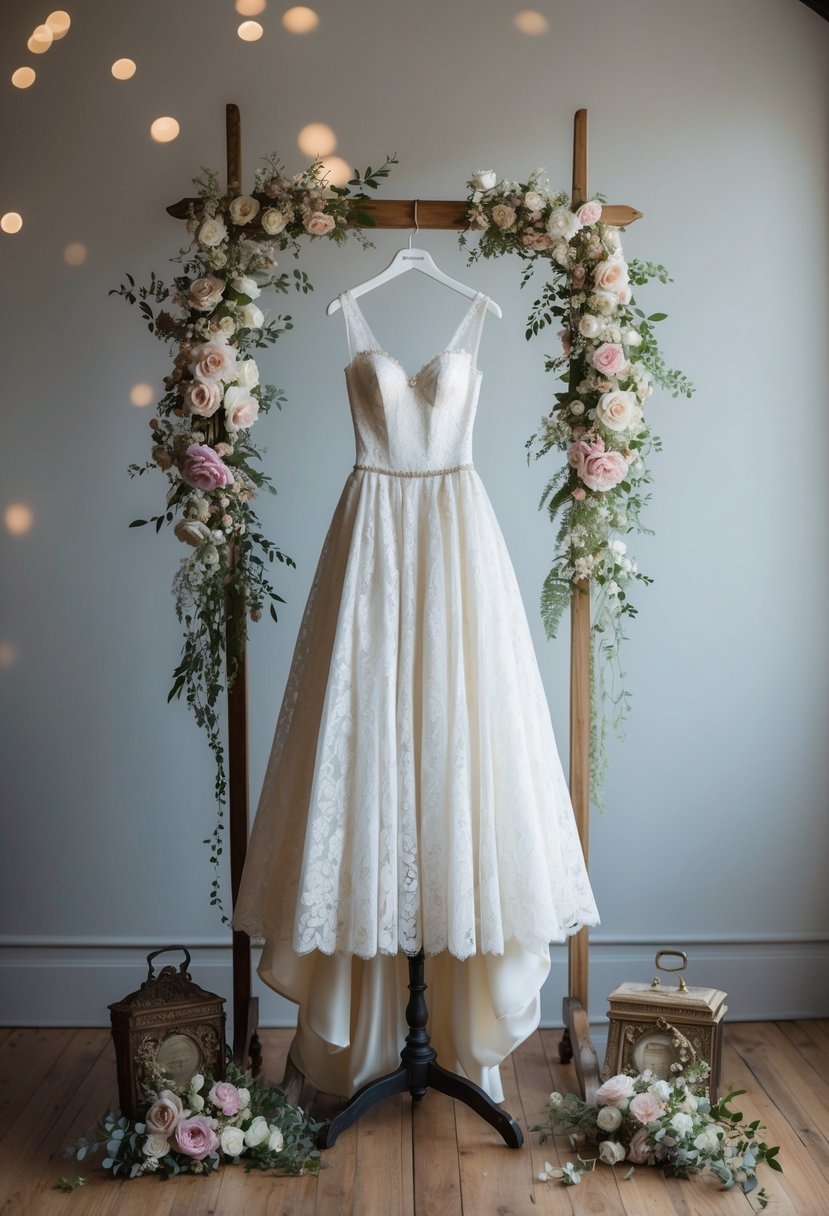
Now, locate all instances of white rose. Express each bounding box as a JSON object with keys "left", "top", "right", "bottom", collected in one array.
[
  {"left": 471, "top": 169, "right": 497, "bottom": 190},
  {"left": 229, "top": 195, "right": 260, "bottom": 225},
  {"left": 142, "top": 1134, "right": 170, "bottom": 1158},
  {"left": 231, "top": 275, "right": 261, "bottom": 300},
  {"left": 598, "top": 1140, "right": 626, "bottom": 1166},
  {"left": 235, "top": 359, "right": 260, "bottom": 389},
  {"left": 604, "top": 227, "right": 622, "bottom": 251},
  {"left": 221, "top": 1125, "right": 245, "bottom": 1157},
  {"left": 188, "top": 274, "right": 225, "bottom": 312},
  {"left": 596, "top": 1105, "right": 623, "bottom": 1132},
  {"left": 593, "top": 256, "right": 629, "bottom": 295},
  {"left": 578, "top": 313, "right": 604, "bottom": 339},
  {"left": 174, "top": 519, "right": 211, "bottom": 547},
  {"left": 491, "top": 204, "right": 516, "bottom": 230},
  {"left": 623, "top": 329, "right": 642, "bottom": 347},
  {"left": 267, "top": 1126, "right": 284, "bottom": 1152},
  {"left": 597, "top": 390, "right": 642, "bottom": 434},
  {"left": 243, "top": 1115, "right": 270, "bottom": 1148},
  {"left": 546, "top": 206, "right": 581, "bottom": 242},
  {"left": 198, "top": 217, "right": 228, "bottom": 248},
  {"left": 241, "top": 302, "right": 264, "bottom": 329},
  {"left": 523, "top": 190, "right": 544, "bottom": 211},
  {"left": 261, "top": 208, "right": 288, "bottom": 235},
  {"left": 670, "top": 1112, "right": 694, "bottom": 1139}
]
